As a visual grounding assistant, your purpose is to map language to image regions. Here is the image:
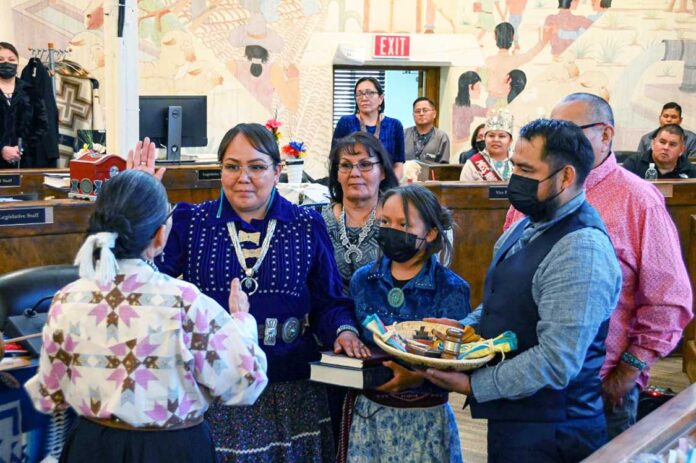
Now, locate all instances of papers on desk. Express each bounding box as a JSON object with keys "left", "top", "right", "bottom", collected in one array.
[
  {"left": 43, "top": 173, "right": 70, "bottom": 189},
  {"left": 276, "top": 183, "right": 330, "bottom": 206}
]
